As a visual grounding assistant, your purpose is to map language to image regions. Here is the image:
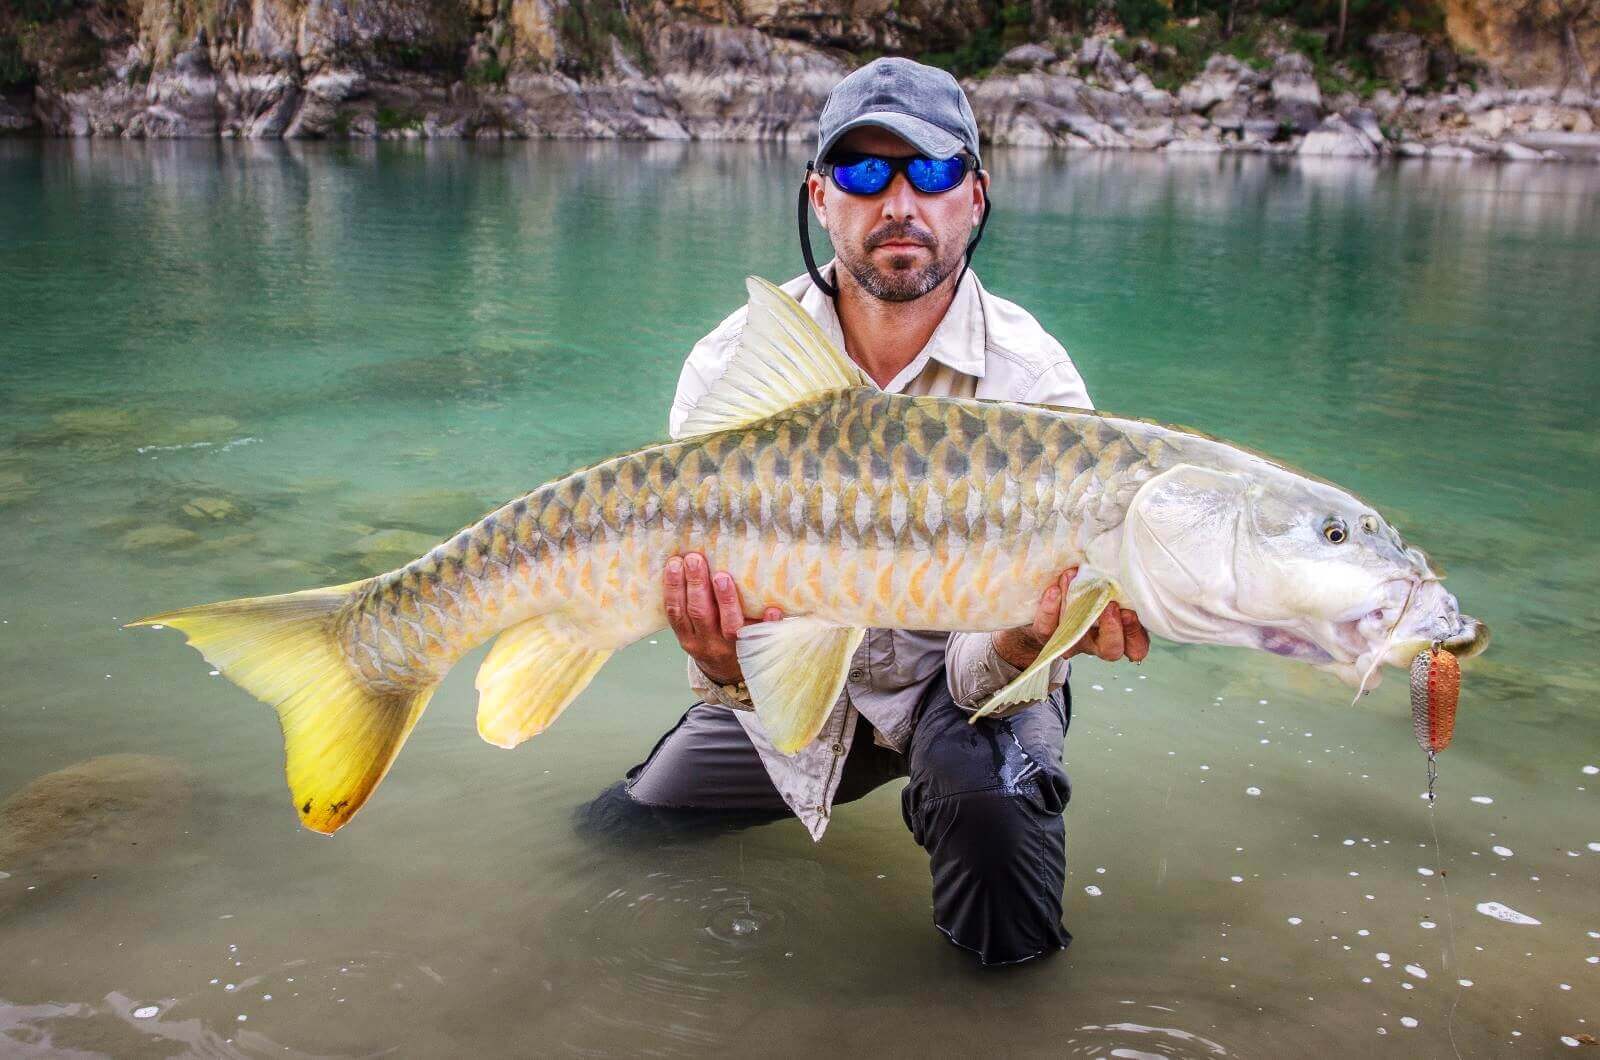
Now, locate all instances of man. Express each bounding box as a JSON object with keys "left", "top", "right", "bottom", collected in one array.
[{"left": 591, "top": 58, "right": 1150, "bottom": 966}]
